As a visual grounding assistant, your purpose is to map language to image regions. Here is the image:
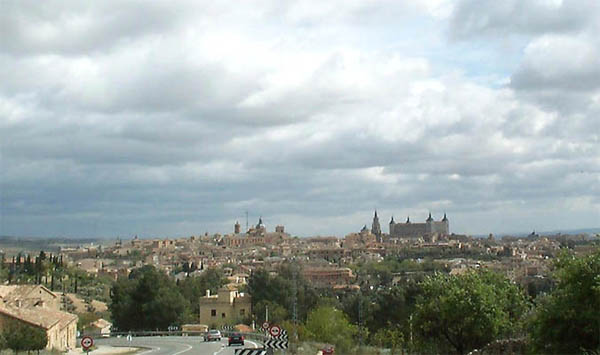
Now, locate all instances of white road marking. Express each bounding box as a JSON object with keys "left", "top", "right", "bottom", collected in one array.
[
  {"left": 212, "top": 338, "right": 261, "bottom": 355},
  {"left": 212, "top": 342, "right": 227, "bottom": 355},
  {"left": 169, "top": 342, "right": 193, "bottom": 355},
  {"left": 246, "top": 340, "right": 260, "bottom": 348},
  {"left": 138, "top": 346, "right": 160, "bottom": 355}
]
